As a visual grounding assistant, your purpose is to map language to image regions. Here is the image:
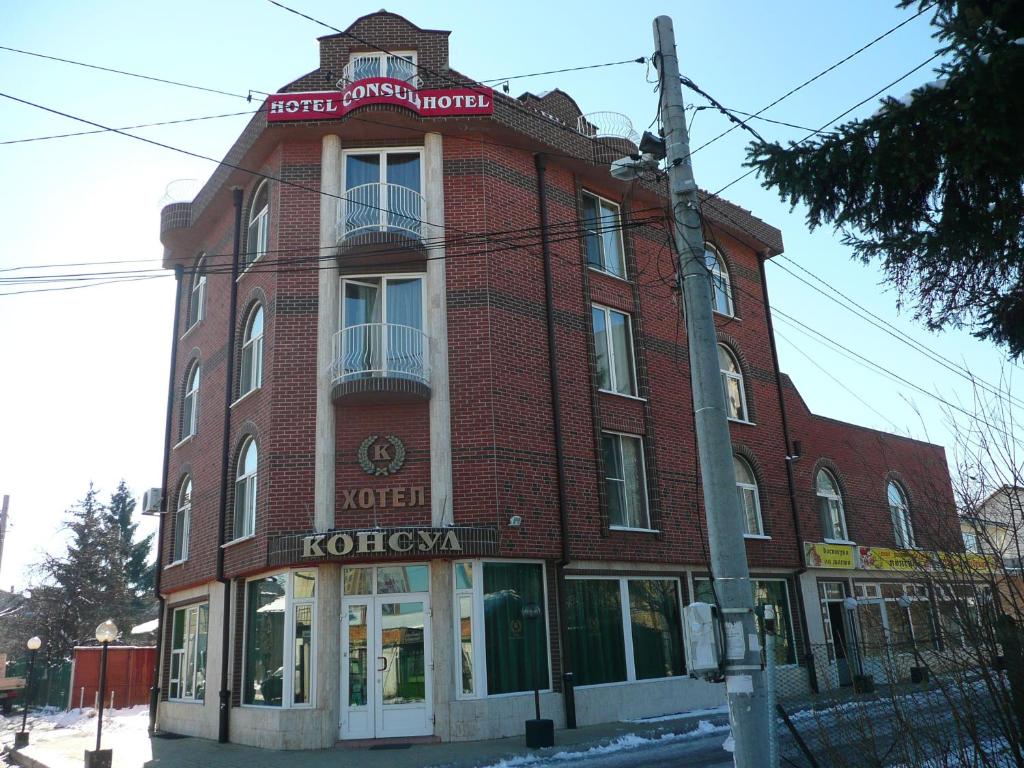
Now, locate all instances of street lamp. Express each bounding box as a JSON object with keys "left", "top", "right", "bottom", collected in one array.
[
  {"left": 13, "top": 636, "right": 41, "bottom": 749},
  {"left": 85, "top": 619, "right": 118, "bottom": 768},
  {"left": 521, "top": 602, "right": 553, "bottom": 749}
]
